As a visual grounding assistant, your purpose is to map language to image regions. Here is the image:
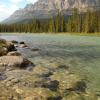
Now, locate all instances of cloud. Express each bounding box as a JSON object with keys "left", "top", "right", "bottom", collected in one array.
[
  {"left": 9, "top": 0, "right": 23, "bottom": 4},
  {"left": 0, "top": 4, "right": 18, "bottom": 21},
  {"left": 0, "top": 0, "right": 38, "bottom": 21},
  {"left": 26, "top": 0, "right": 38, "bottom": 4},
  {"left": 10, "top": 0, "right": 38, "bottom": 4}
]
